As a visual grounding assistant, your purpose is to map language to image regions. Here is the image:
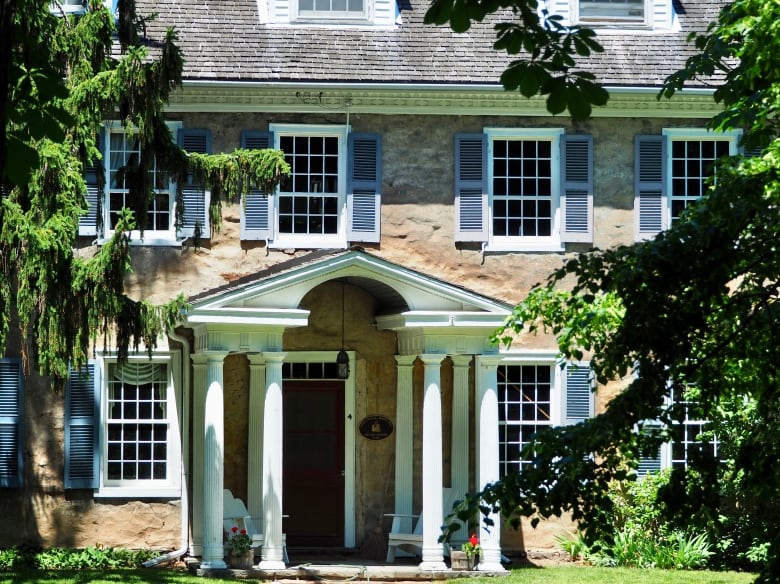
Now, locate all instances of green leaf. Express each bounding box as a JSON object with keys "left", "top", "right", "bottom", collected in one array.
[{"left": 5, "top": 134, "right": 40, "bottom": 185}]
